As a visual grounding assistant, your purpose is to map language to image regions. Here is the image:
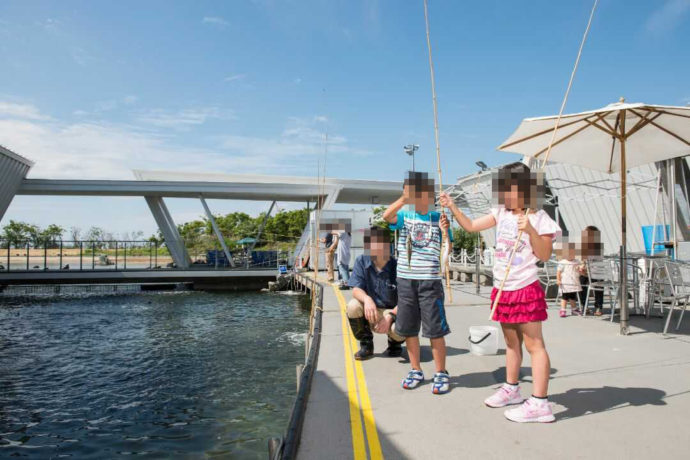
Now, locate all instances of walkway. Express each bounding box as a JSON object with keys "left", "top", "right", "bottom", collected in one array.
[{"left": 298, "top": 280, "right": 690, "bottom": 459}]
